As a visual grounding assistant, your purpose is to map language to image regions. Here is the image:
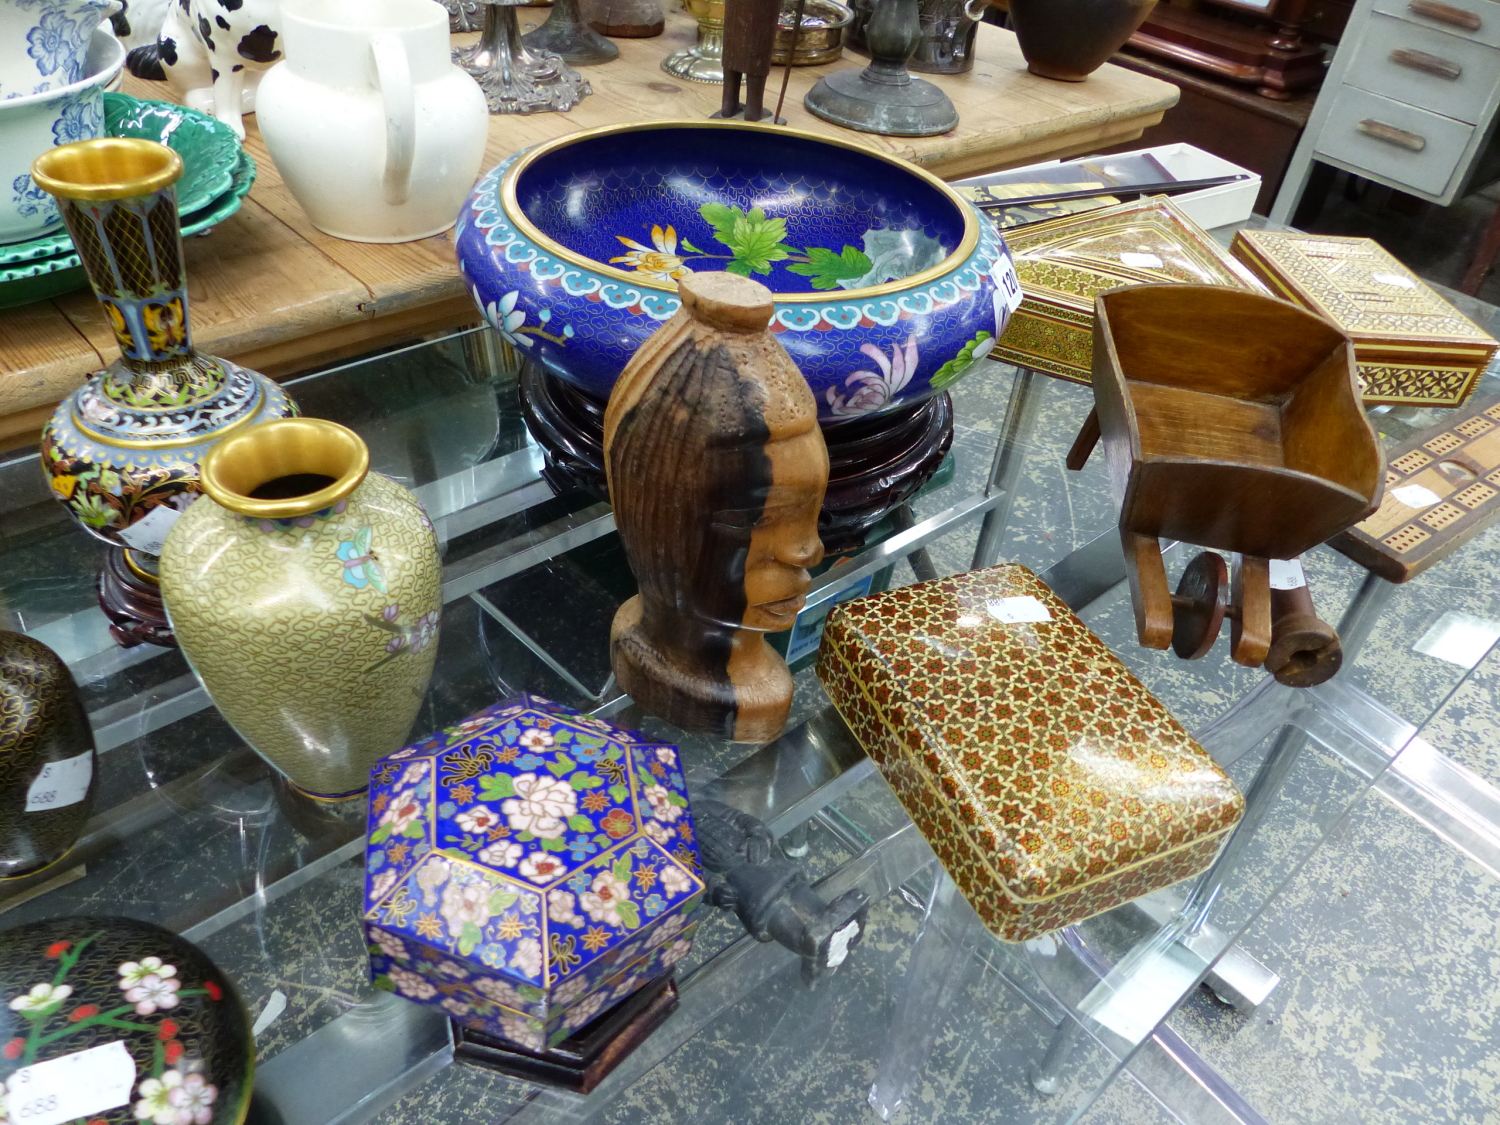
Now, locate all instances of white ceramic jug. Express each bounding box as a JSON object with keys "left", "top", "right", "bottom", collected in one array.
[{"left": 256, "top": 0, "right": 488, "bottom": 243}]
